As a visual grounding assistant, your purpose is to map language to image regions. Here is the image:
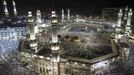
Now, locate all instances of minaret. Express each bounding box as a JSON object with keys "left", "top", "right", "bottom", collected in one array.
[
  {"left": 67, "top": 9, "right": 70, "bottom": 21},
  {"left": 27, "top": 11, "right": 37, "bottom": 50},
  {"left": 117, "top": 9, "right": 123, "bottom": 32},
  {"left": 50, "top": 11, "right": 60, "bottom": 75},
  {"left": 61, "top": 9, "right": 64, "bottom": 22},
  {"left": 125, "top": 9, "right": 133, "bottom": 35},
  {"left": 76, "top": 15, "right": 79, "bottom": 22},
  {"left": 28, "top": 11, "right": 34, "bottom": 23},
  {"left": 13, "top": 0, "right": 17, "bottom": 16},
  {"left": 115, "top": 9, "right": 123, "bottom": 40},
  {"left": 3, "top": 0, "right": 9, "bottom": 17},
  {"left": 36, "top": 10, "right": 42, "bottom": 24},
  {"left": 124, "top": 6, "right": 128, "bottom": 20},
  {"left": 28, "top": 11, "right": 35, "bottom": 40},
  {"left": 51, "top": 11, "right": 60, "bottom": 51}
]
